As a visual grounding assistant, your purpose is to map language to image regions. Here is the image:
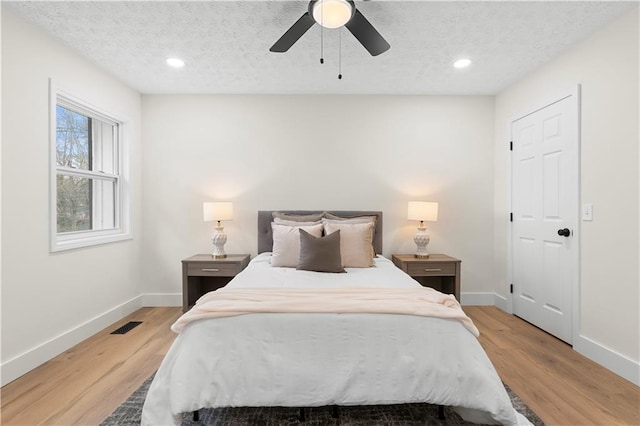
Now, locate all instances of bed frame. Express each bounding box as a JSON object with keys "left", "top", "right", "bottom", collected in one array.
[{"left": 257, "top": 210, "right": 383, "bottom": 254}]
